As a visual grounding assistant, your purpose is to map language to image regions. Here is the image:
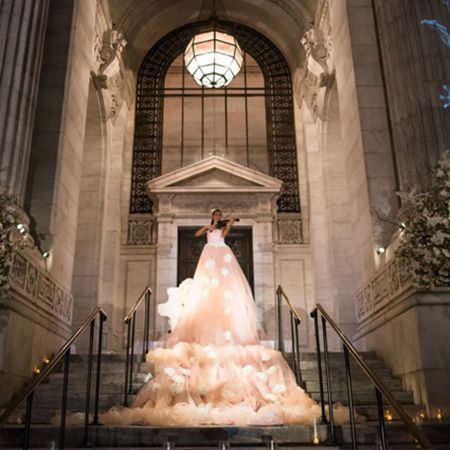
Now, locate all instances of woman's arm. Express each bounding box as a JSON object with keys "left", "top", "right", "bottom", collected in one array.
[
  {"left": 221, "top": 216, "right": 235, "bottom": 237},
  {"left": 195, "top": 225, "right": 213, "bottom": 237}
]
